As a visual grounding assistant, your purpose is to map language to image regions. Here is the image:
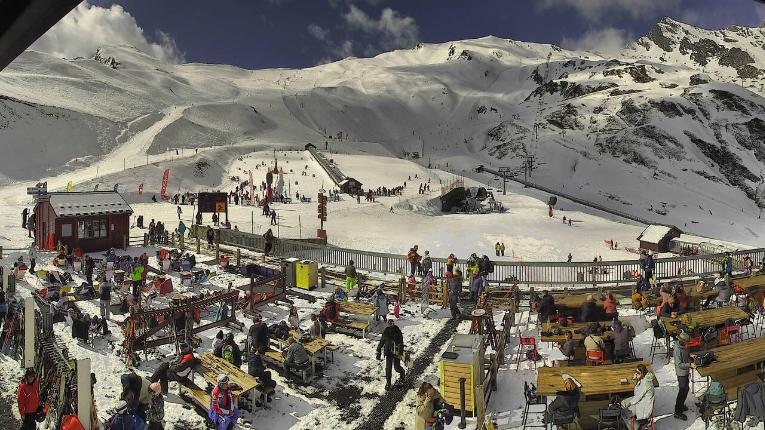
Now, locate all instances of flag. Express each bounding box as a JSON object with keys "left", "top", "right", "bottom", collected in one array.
[
  {"left": 94, "top": 184, "right": 99, "bottom": 191},
  {"left": 248, "top": 170, "right": 255, "bottom": 205},
  {"left": 138, "top": 183, "right": 144, "bottom": 195},
  {"left": 160, "top": 169, "right": 170, "bottom": 199},
  {"left": 66, "top": 181, "right": 72, "bottom": 192},
  {"left": 113, "top": 183, "right": 119, "bottom": 192}
]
